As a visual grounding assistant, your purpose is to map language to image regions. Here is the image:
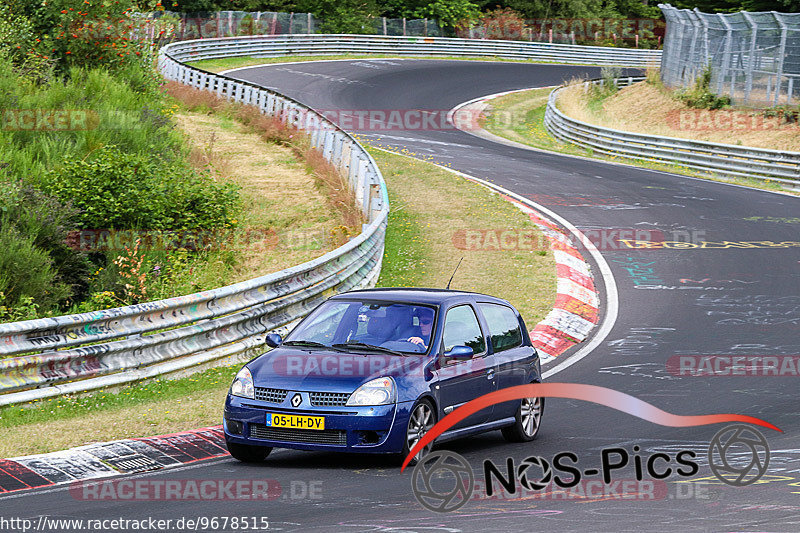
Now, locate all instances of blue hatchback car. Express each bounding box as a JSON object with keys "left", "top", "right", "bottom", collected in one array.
[{"left": 224, "top": 288, "right": 543, "bottom": 464}]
